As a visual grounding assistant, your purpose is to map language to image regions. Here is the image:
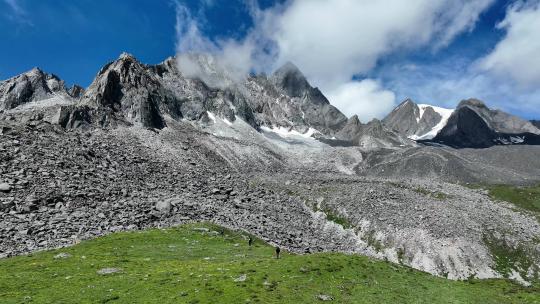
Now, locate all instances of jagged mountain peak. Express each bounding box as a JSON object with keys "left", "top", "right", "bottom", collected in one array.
[
  {"left": 0, "top": 66, "right": 75, "bottom": 111},
  {"left": 401, "top": 98, "right": 416, "bottom": 106},
  {"left": 79, "top": 53, "right": 176, "bottom": 129},
  {"left": 271, "top": 61, "right": 311, "bottom": 98},
  {"left": 119, "top": 52, "right": 136, "bottom": 60},
  {"left": 26, "top": 67, "right": 44, "bottom": 76},
  {"left": 348, "top": 115, "right": 361, "bottom": 126},
  {"left": 336, "top": 114, "right": 414, "bottom": 149},
  {"left": 383, "top": 99, "right": 455, "bottom": 141},
  {"left": 273, "top": 61, "right": 303, "bottom": 76},
  {"left": 383, "top": 99, "right": 421, "bottom": 135}
]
